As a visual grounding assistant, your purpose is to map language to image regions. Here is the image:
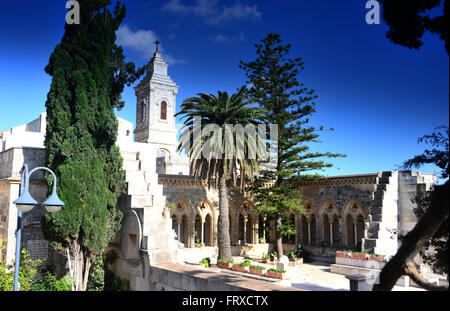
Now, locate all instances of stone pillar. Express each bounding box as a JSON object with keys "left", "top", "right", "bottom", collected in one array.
[
  {"left": 330, "top": 223, "right": 333, "bottom": 246},
  {"left": 177, "top": 221, "right": 181, "bottom": 243},
  {"left": 243, "top": 215, "right": 247, "bottom": 244},
  {"left": 262, "top": 215, "right": 266, "bottom": 241},
  {"left": 353, "top": 223, "right": 357, "bottom": 246},
  {"left": 201, "top": 220, "right": 204, "bottom": 245},
  {"left": 307, "top": 222, "right": 311, "bottom": 245},
  {"left": 254, "top": 217, "right": 259, "bottom": 244},
  {"left": 346, "top": 274, "right": 374, "bottom": 291}
]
